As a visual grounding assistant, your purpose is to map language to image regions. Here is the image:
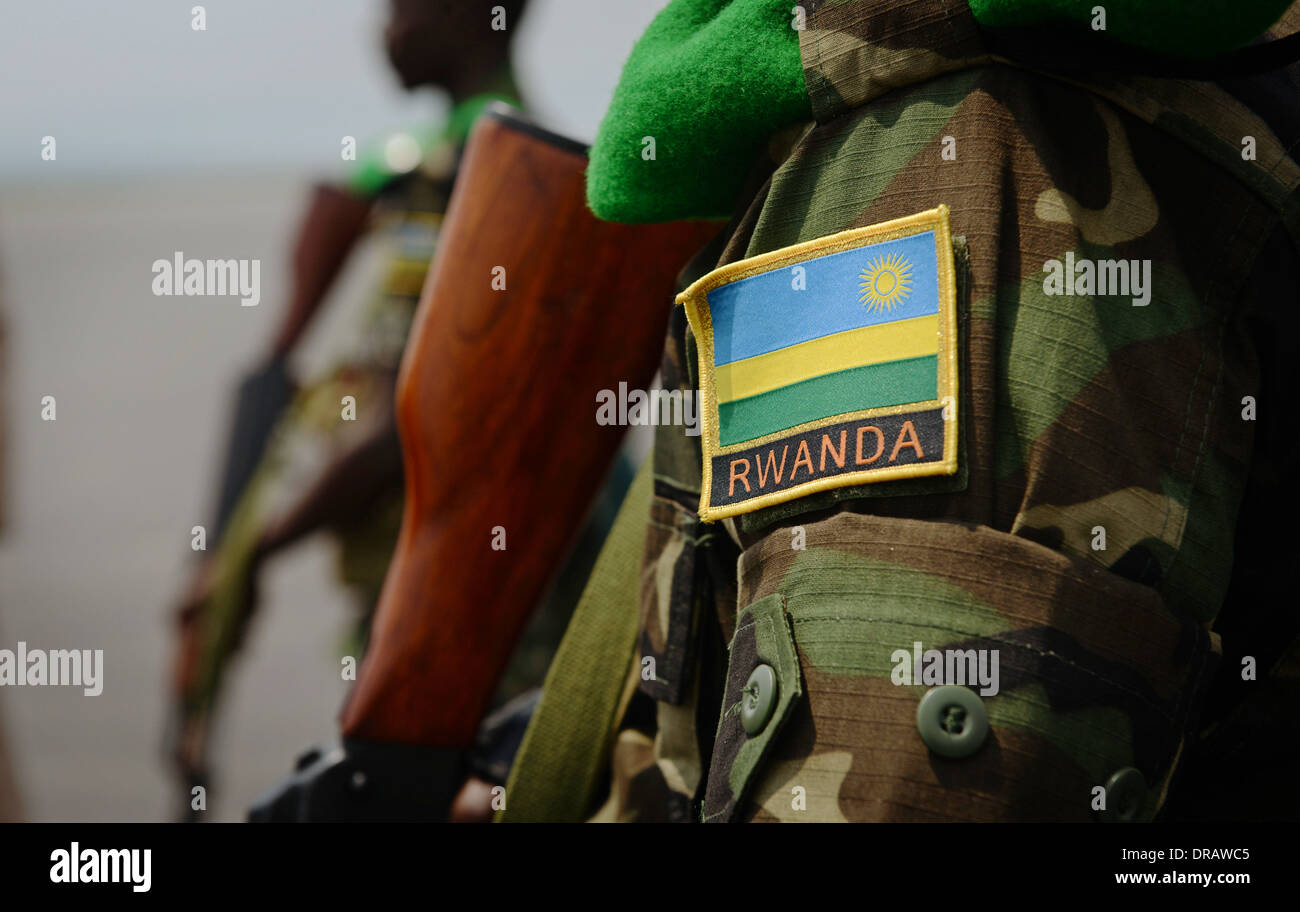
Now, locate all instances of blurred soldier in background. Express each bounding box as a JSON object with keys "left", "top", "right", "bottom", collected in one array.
[{"left": 167, "top": 0, "right": 528, "bottom": 818}]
